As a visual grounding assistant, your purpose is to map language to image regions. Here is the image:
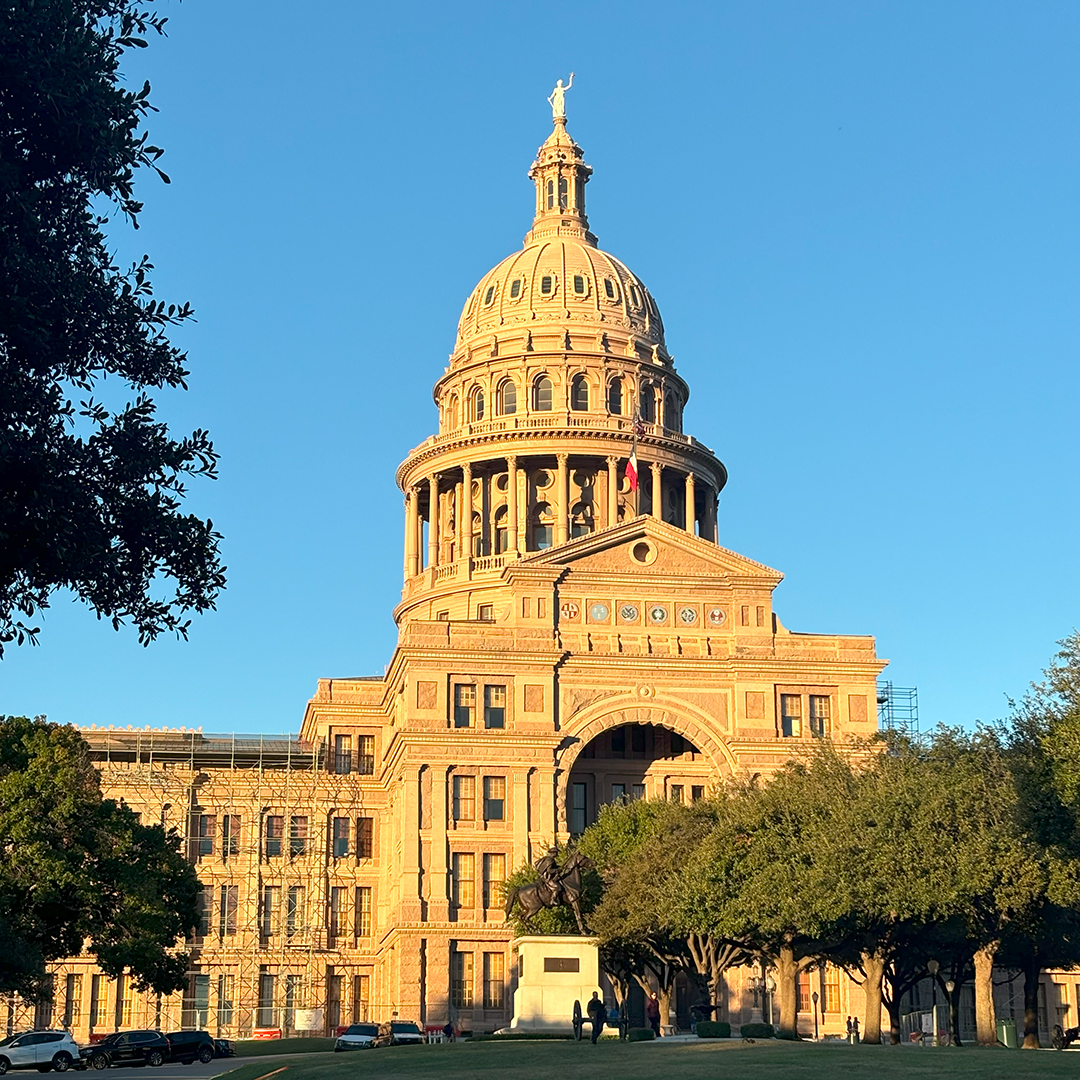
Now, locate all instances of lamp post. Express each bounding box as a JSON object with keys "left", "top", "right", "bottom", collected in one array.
[
  {"left": 927, "top": 961, "right": 939, "bottom": 1046},
  {"left": 812, "top": 990, "right": 820, "bottom": 1041},
  {"left": 766, "top": 975, "right": 776, "bottom": 1027},
  {"left": 944, "top": 980, "right": 955, "bottom": 1046}
]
